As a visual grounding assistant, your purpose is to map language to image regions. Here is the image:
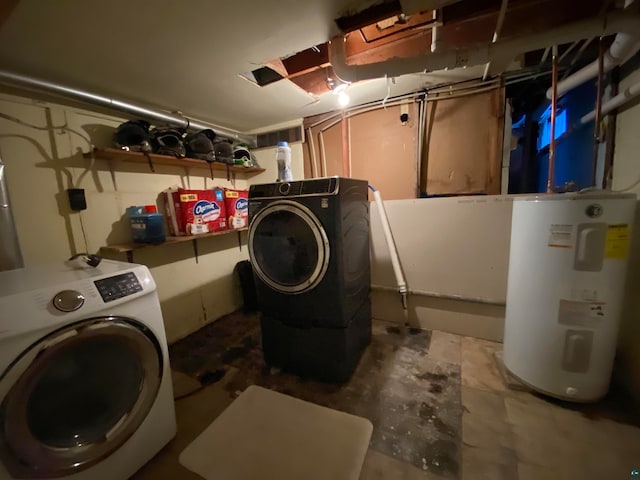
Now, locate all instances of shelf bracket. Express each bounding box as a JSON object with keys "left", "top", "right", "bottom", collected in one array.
[
  {"left": 192, "top": 238, "right": 199, "bottom": 263},
  {"left": 237, "top": 231, "right": 242, "bottom": 251},
  {"left": 144, "top": 152, "right": 156, "bottom": 172}
]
